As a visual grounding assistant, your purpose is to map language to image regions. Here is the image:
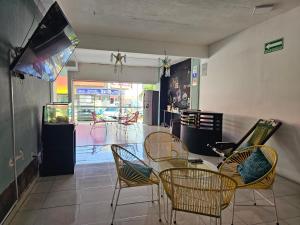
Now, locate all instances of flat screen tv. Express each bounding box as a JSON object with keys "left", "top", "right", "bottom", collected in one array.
[{"left": 10, "top": 2, "right": 79, "bottom": 82}]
